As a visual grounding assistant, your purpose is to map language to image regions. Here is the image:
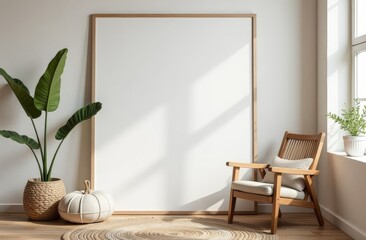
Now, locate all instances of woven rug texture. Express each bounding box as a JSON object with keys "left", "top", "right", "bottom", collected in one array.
[{"left": 62, "top": 216, "right": 278, "bottom": 240}]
